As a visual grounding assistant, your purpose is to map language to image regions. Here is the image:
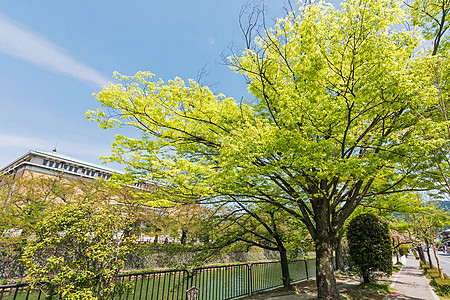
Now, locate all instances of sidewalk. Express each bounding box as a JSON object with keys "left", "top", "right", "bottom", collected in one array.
[
  {"left": 384, "top": 256, "right": 439, "bottom": 300},
  {"left": 252, "top": 256, "right": 438, "bottom": 300}
]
